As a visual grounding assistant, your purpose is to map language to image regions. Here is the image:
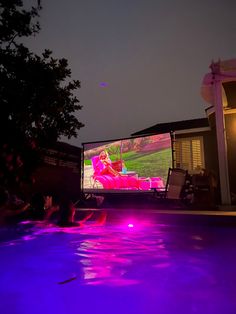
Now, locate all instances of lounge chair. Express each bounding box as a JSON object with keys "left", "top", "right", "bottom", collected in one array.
[
  {"left": 90, "top": 155, "right": 165, "bottom": 191},
  {"left": 90, "top": 155, "right": 140, "bottom": 190}
]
